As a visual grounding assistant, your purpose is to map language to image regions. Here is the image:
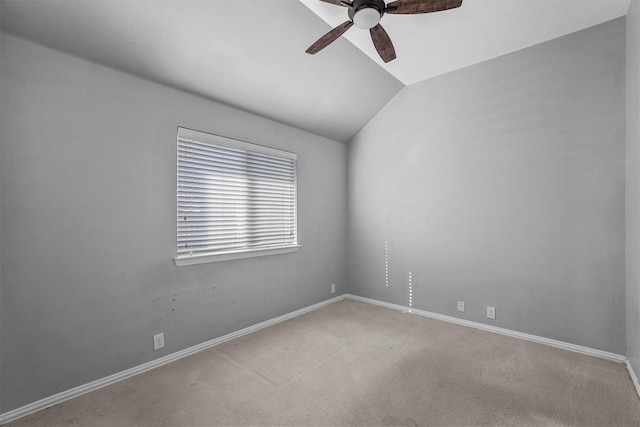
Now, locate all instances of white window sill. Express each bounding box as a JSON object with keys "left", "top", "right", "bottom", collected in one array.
[{"left": 174, "top": 245, "right": 301, "bottom": 267}]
